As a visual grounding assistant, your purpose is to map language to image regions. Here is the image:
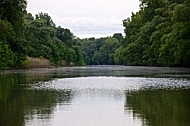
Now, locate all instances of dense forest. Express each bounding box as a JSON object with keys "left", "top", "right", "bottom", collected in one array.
[
  {"left": 0, "top": 0, "right": 190, "bottom": 69},
  {"left": 117, "top": 0, "right": 190, "bottom": 67},
  {"left": 80, "top": 33, "right": 123, "bottom": 65},
  {"left": 0, "top": 0, "right": 85, "bottom": 69},
  {"left": 80, "top": 0, "right": 190, "bottom": 67},
  {"left": 24, "top": 13, "right": 85, "bottom": 66}
]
